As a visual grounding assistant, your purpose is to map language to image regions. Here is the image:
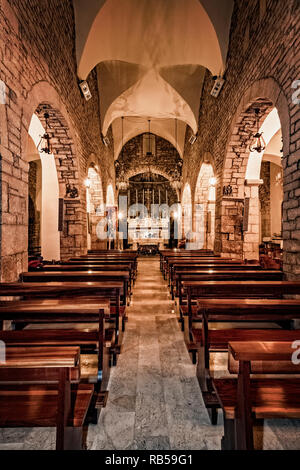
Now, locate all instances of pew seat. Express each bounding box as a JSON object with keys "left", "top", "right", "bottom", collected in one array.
[{"left": 0, "top": 383, "right": 94, "bottom": 428}]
